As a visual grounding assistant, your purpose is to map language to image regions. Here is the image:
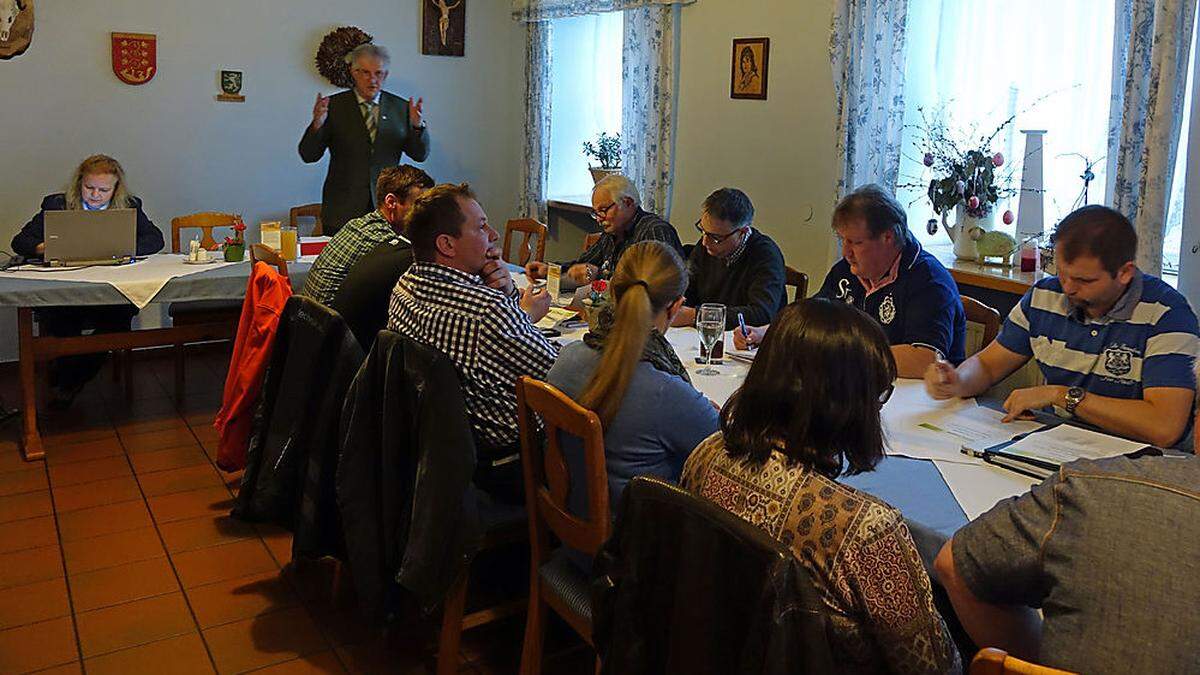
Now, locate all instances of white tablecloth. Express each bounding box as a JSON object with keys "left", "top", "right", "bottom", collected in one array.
[{"left": 2, "top": 254, "right": 239, "bottom": 309}]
